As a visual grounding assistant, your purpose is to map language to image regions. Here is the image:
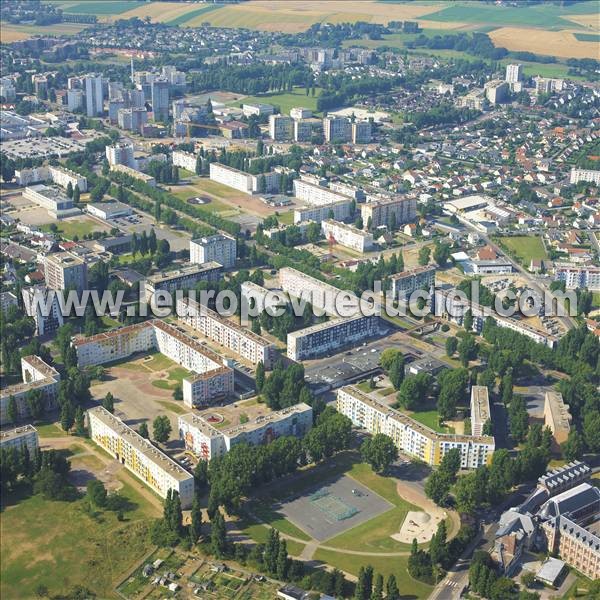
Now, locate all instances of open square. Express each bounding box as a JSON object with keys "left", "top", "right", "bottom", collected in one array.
[{"left": 276, "top": 474, "right": 393, "bottom": 542}]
